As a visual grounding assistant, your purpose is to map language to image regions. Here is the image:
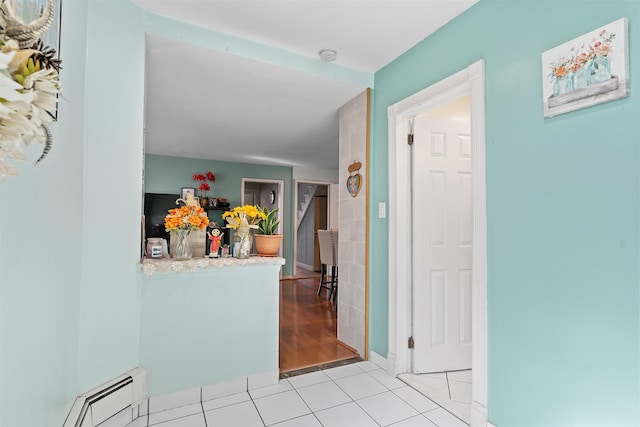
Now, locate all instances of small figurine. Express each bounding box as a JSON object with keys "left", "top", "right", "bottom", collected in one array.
[{"left": 207, "top": 228, "right": 224, "bottom": 258}]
